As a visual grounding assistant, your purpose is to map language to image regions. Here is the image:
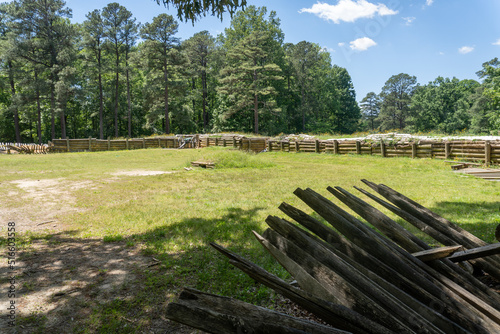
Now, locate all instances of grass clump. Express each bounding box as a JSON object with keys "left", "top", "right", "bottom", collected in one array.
[{"left": 192, "top": 147, "right": 275, "bottom": 169}]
